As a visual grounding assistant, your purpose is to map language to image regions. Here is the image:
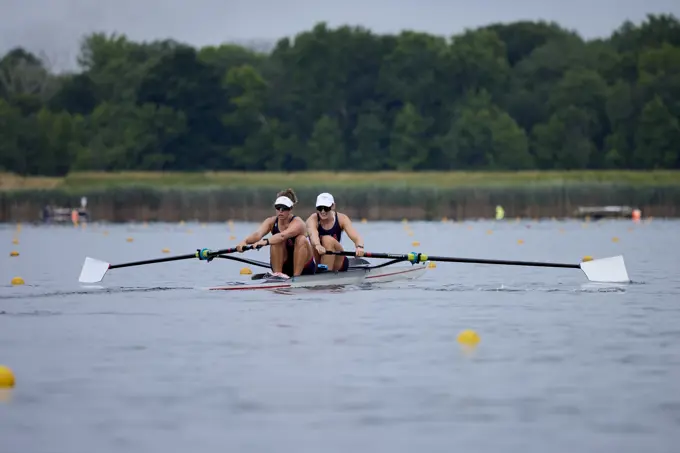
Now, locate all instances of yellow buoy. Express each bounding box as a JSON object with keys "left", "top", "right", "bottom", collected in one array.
[
  {"left": 229, "top": 235, "right": 236, "bottom": 240},
  {"left": 0, "top": 365, "right": 15, "bottom": 388},
  {"left": 427, "top": 262, "right": 436, "bottom": 268},
  {"left": 457, "top": 329, "right": 480, "bottom": 345},
  {"left": 11, "top": 277, "right": 24, "bottom": 286},
  {"left": 361, "top": 218, "right": 367, "bottom": 224},
  {"left": 582, "top": 256, "right": 593, "bottom": 262},
  {"left": 441, "top": 216, "right": 448, "bottom": 222},
  {"left": 517, "top": 239, "right": 524, "bottom": 245},
  {"left": 486, "top": 230, "right": 493, "bottom": 235},
  {"left": 407, "top": 231, "right": 414, "bottom": 237},
  {"left": 162, "top": 248, "right": 170, "bottom": 253},
  {"left": 612, "top": 237, "right": 619, "bottom": 243},
  {"left": 240, "top": 267, "right": 252, "bottom": 275},
  {"left": 9, "top": 251, "right": 19, "bottom": 257},
  {"left": 411, "top": 241, "right": 420, "bottom": 246},
  {"left": 126, "top": 237, "right": 134, "bottom": 242},
  {"left": 11, "top": 238, "right": 18, "bottom": 245}
]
